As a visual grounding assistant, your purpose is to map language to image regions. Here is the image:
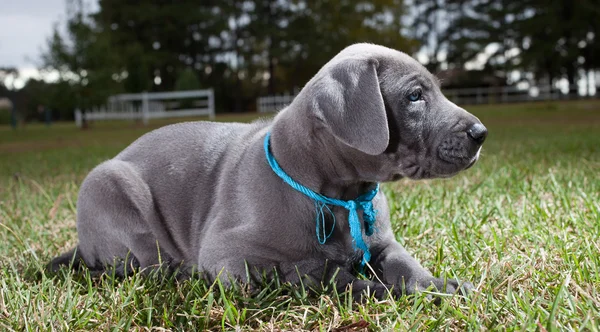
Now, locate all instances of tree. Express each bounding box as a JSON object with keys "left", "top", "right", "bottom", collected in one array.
[
  {"left": 0, "top": 70, "right": 17, "bottom": 125},
  {"left": 275, "top": 0, "right": 416, "bottom": 91},
  {"left": 123, "top": 43, "right": 151, "bottom": 94},
  {"left": 175, "top": 68, "right": 202, "bottom": 109},
  {"left": 42, "top": 0, "right": 122, "bottom": 124},
  {"left": 0, "top": 67, "right": 18, "bottom": 89},
  {"left": 410, "top": 0, "right": 455, "bottom": 72},
  {"left": 425, "top": 0, "right": 600, "bottom": 93},
  {"left": 175, "top": 68, "right": 201, "bottom": 91},
  {"left": 39, "top": 0, "right": 417, "bottom": 115}
]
